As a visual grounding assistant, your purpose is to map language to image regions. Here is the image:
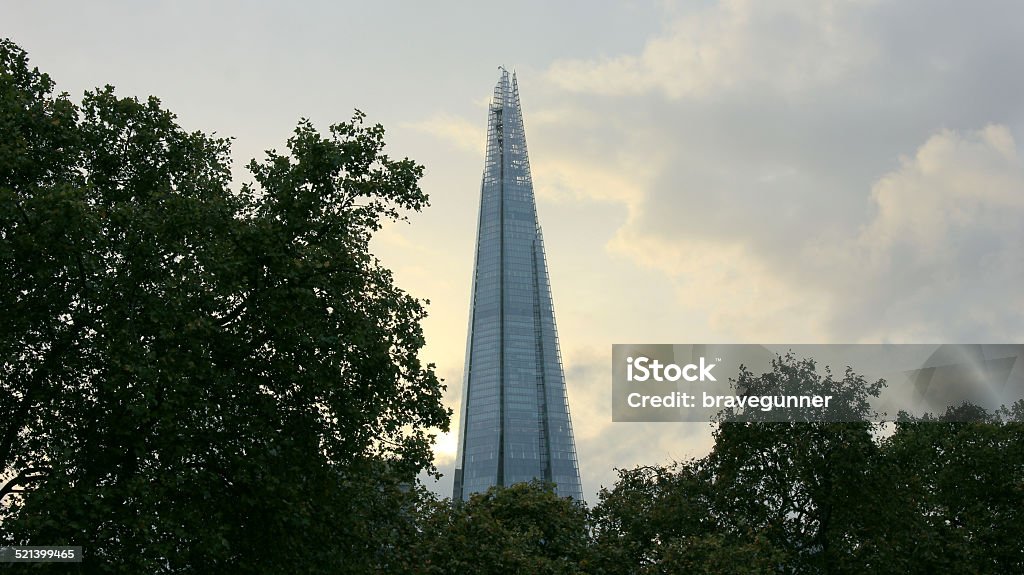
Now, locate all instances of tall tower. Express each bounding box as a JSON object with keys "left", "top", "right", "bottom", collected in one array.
[{"left": 453, "top": 69, "right": 583, "bottom": 502}]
